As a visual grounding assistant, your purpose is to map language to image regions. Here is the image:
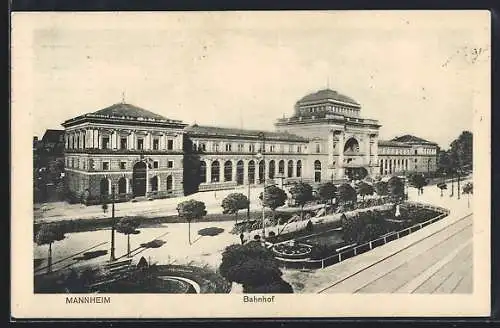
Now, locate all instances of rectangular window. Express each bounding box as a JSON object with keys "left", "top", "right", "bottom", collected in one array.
[
  {"left": 167, "top": 139, "right": 173, "bottom": 150},
  {"left": 102, "top": 162, "right": 109, "bottom": 171},
  {"left": 289, "top": 145, "right": 293, "bottom": 152},
  {"left": 153, "top": 161, "right": 159, "bottom": 169},
  {"left": 226, "top": 144, "right": 232, "bottom": 152},
  {"left": 120, "top": 161, "right": 126, "bottom": 170},
  {"left": 137, "top": 138, "right": 144, "bottom": 150},
  {"left": 120, "top": 138, "right": 127, "bottom": 149},
  {"left": 237, "top": 144, "right": 244, "bottom": 152},
  {"left": 316, "top": 144, "right": 321, "bottom": 153},
  {"left": 214, "top": 143, "right": 219, "bottom": 152},
  {"left": 167, "top": 160, "right": 174, "bottom": 168},
  {"left": 102, "top": 137, "right": 110, "bottom": 149},
  {"left": 249, "top": 144, "right": 255, "bottom": 152},
  {"left": 201, "top": 143, "right": 206, "bottom": 151},
  {"left": 269, "top": 145, "right": 275, "bottom": 152},
  {"left": 153, "top": 138, "right": 159, "bottom": 150},
  {"left": 297, "top": 146, "right": 302, "bottom": 153},
  {"left": 414, "top": 149, "right": 418, "bottom": 155}
]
